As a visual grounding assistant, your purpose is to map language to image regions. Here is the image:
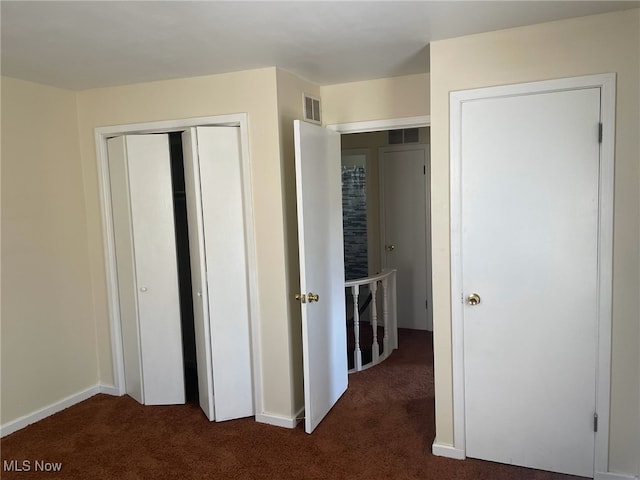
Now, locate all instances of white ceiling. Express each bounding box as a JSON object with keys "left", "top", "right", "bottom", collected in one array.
[{"left": 1, "top": 1, "right": 638, "bottom": 90}]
